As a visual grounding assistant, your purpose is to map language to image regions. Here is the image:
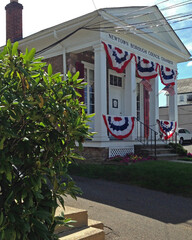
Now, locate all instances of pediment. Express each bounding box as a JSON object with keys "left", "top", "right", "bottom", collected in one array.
[{"left": 101, "top": 6, "right": 190, "bottom": 57}]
